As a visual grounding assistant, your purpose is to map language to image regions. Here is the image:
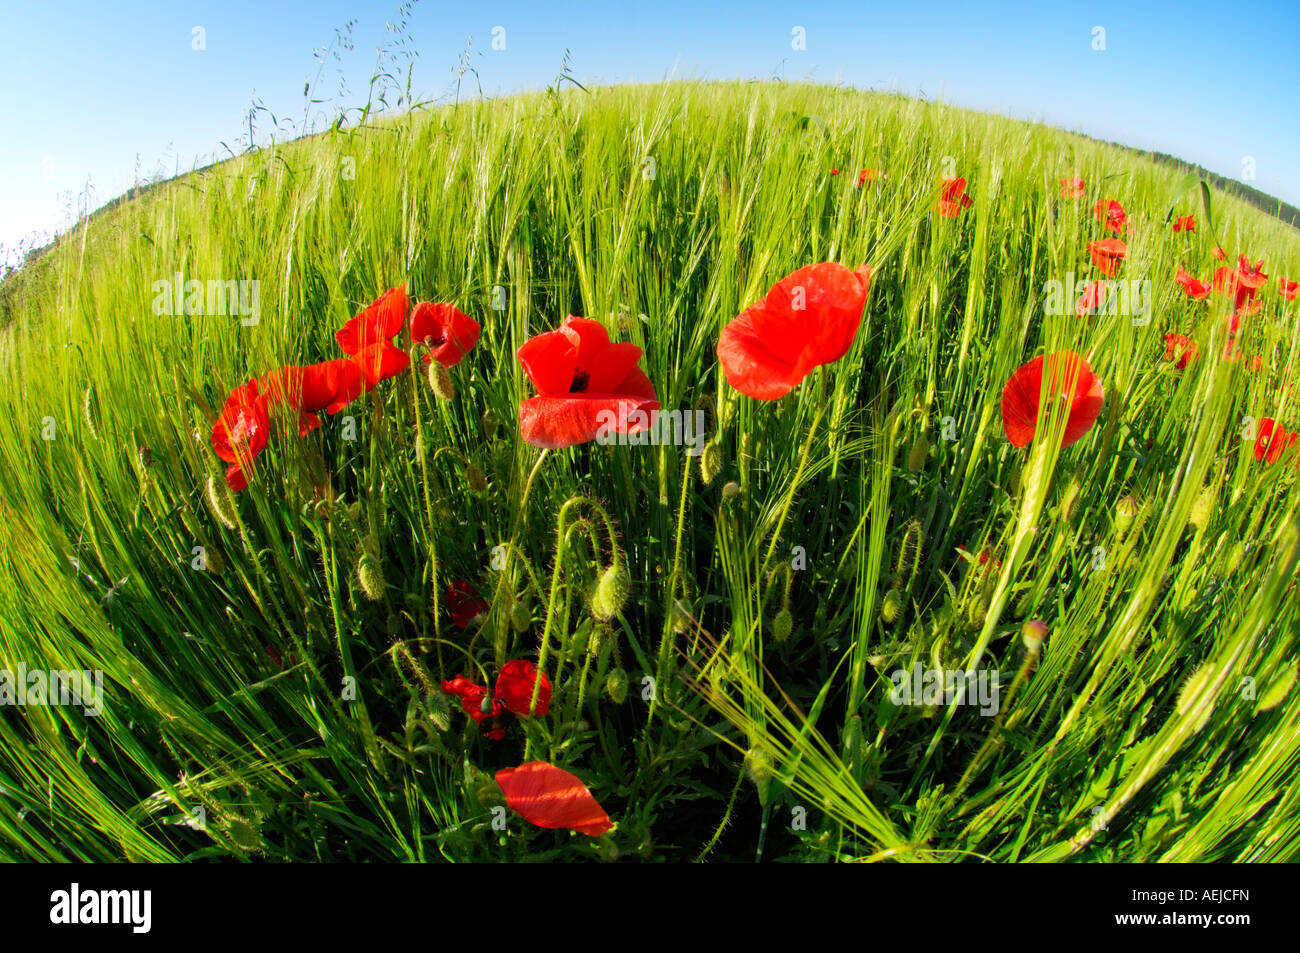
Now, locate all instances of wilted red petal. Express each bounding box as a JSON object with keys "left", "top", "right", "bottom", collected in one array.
[
  {"left": 494, "top": 761, "right": 613, "bottom": 836},
  {"left": 495, "top": 660, "right": 552, "bottom": 716}
]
